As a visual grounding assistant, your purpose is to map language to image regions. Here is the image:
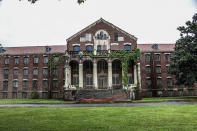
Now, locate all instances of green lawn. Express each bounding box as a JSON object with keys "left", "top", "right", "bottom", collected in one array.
[
  {"left": 0, "top": 99, "right": 74, "bottom": 104},
  {"left": 1, "top": 105, "right": 197, "bottom": 131},
  {"left": 134, "top": 96, "right": 197, "bottom": 102}
]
